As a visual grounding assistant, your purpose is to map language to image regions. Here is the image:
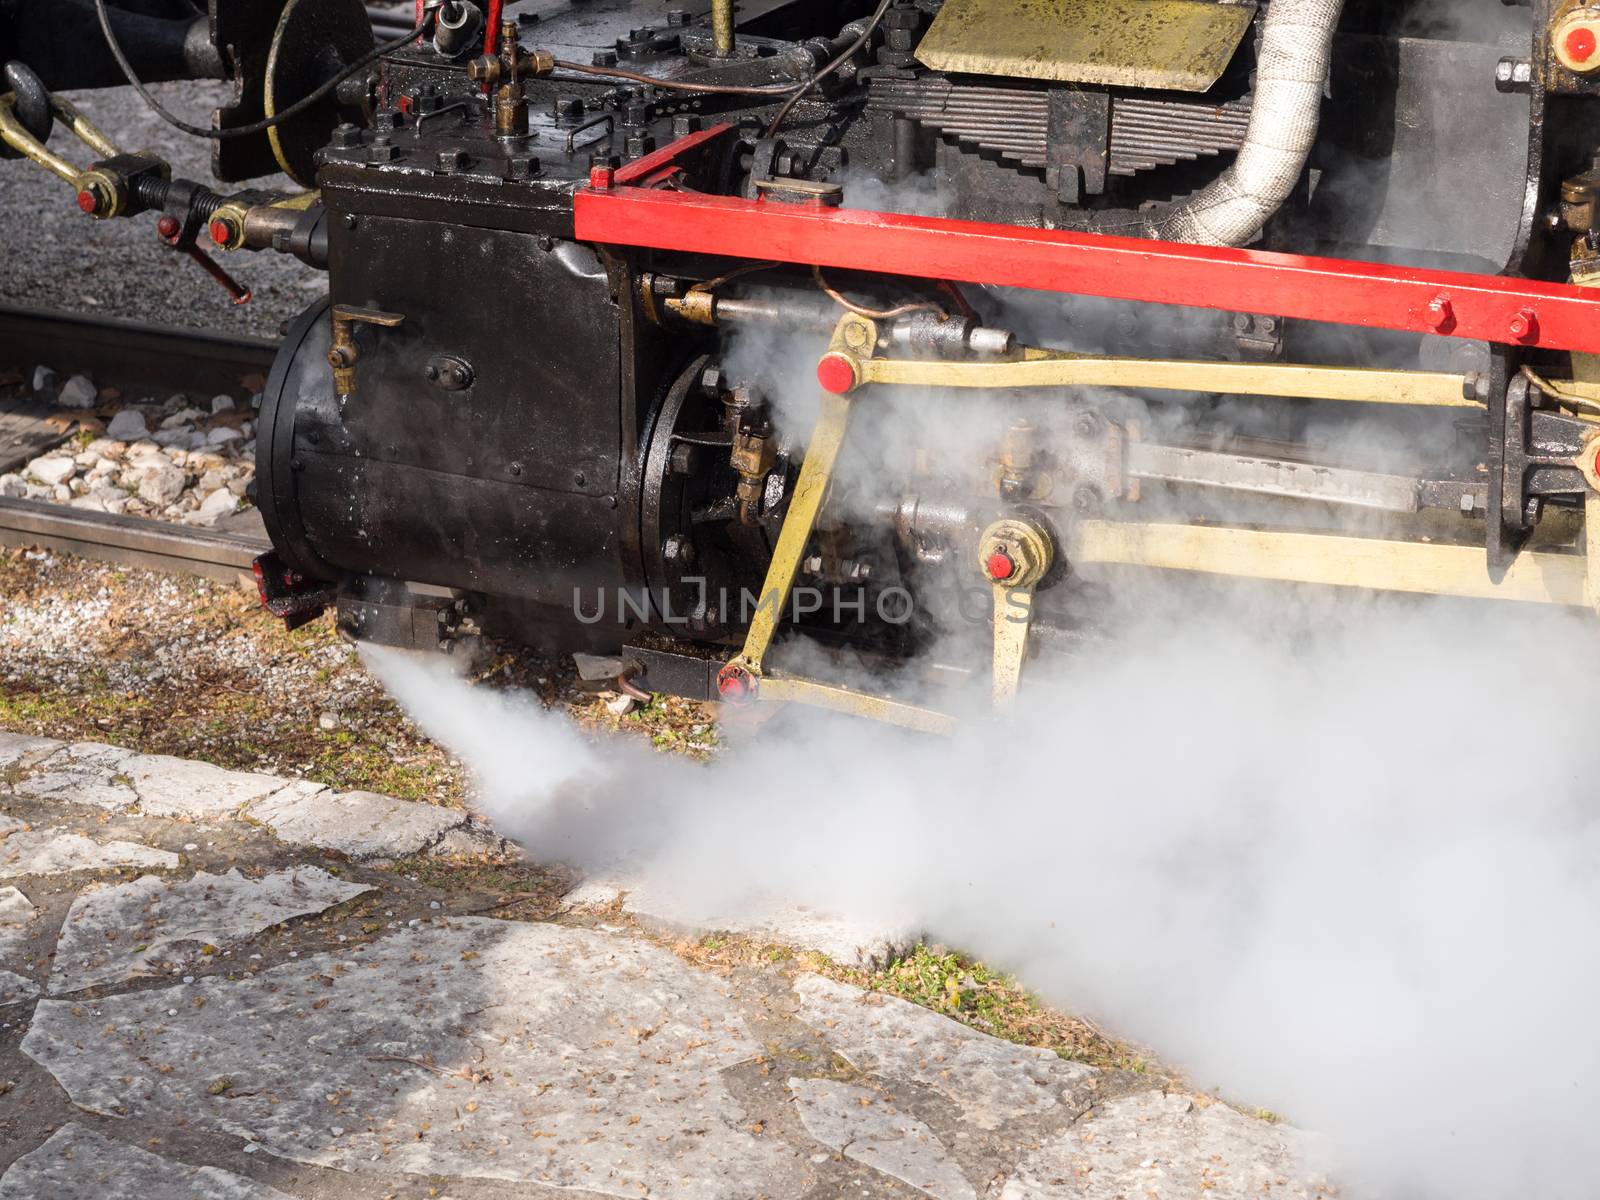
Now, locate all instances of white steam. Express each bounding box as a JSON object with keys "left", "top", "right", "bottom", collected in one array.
[{"left": 366, "top": 592, "right": 1600, "bottom": 1199}]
